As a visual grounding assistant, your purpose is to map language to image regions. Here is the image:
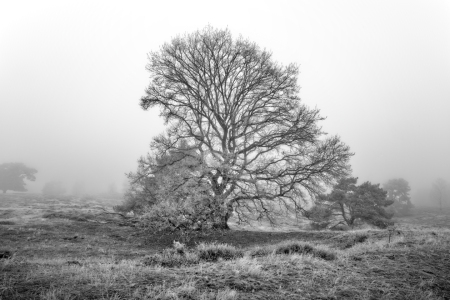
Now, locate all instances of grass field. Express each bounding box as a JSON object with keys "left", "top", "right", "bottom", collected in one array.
[{"left": 1, "top": 193, "right": 450, "bottom": 299}]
